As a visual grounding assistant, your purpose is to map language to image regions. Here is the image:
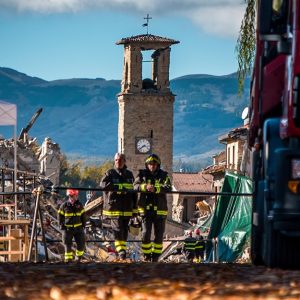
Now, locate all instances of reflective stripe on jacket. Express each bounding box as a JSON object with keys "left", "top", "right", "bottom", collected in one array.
[
  {"left": 100, "top": 167, "right": 137, "bottom": 218},
  {"left": 183, "top": 237, "right": 197, "bottom": 252},
  {"left": 134, "top": 168, "right": 172, "bottom": 217},
  {"left": 195, "top": 239, "right": 205, "bottom": 251},
  {"left": 58, "top": 200, "right": 86, "bottom": 228}
]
